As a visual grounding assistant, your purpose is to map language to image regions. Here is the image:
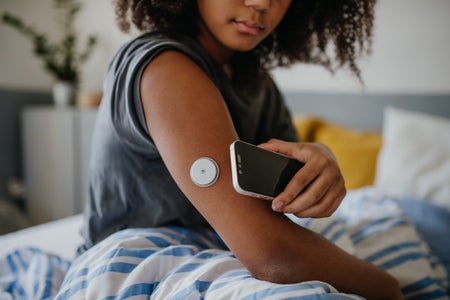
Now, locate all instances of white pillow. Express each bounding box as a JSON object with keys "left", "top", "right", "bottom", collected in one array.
[{"left": 375, "top": 106, "right": 450, "bottom": 211}]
